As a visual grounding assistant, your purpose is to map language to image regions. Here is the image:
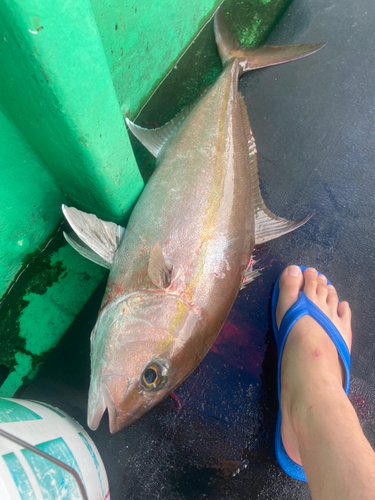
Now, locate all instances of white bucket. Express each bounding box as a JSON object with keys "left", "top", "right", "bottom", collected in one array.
[{"left": 0, "top": 398, "right": 110, "bottom": 499}]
